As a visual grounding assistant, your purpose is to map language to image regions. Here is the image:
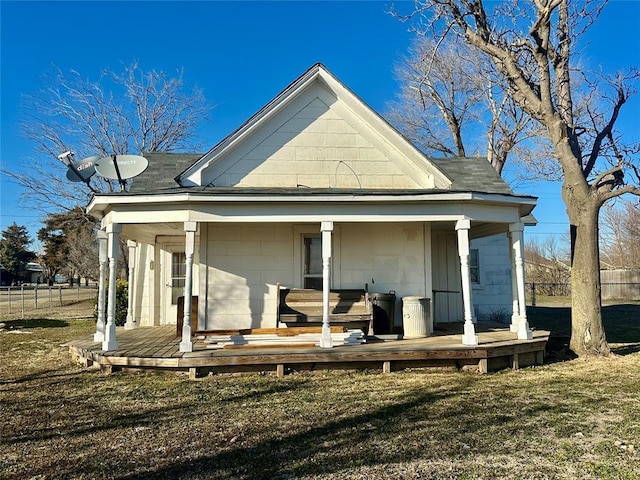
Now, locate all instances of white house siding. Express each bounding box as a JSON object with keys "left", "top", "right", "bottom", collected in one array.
[
  {"left": 201, "top": 221, "right": 435, "bottom": 330},
  {"left": 203, "top": 223, "right": 294, "bottom": 330},
  {"left": 431, "top": 232, "right": 514, "bottom": 324},
  {"left": 470, "top": 234, "right": 513, "bottom": 322},
  {"left": 205, "top": 95, "right": 424, "bottom": 190},
  {"left": 132, "top": 242, "right": 155, "bottom": 327},
  {"left": 339, "top": 222, "right": 431, "bottom": 330}
]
